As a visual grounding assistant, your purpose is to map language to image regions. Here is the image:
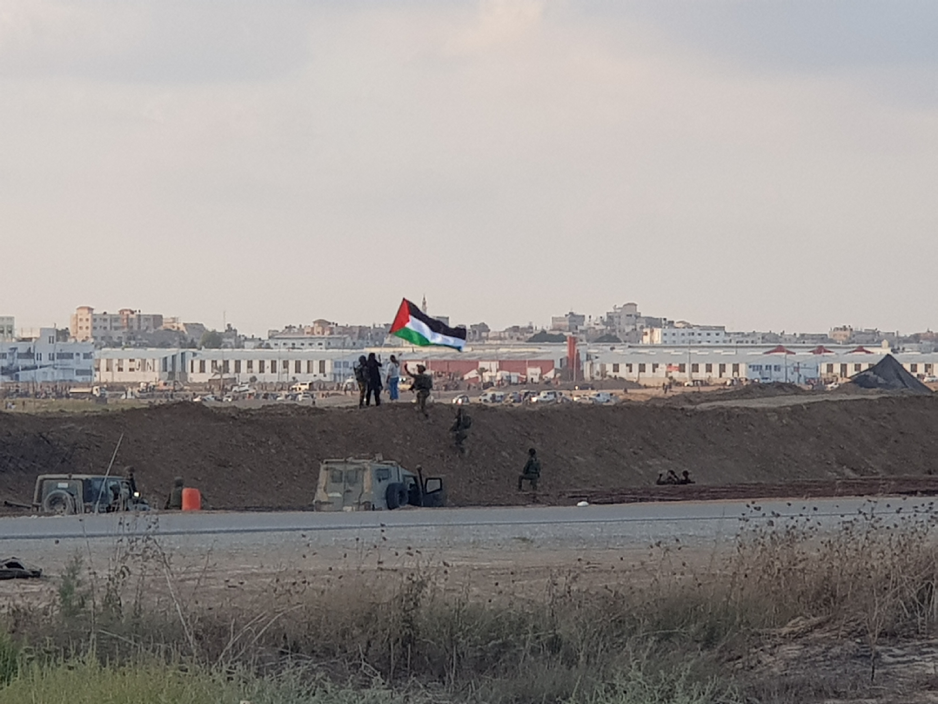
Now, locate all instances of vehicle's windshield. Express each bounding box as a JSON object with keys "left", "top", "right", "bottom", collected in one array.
[{"left": 84, "top": 478, "right": 124, "bottom": 505}]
